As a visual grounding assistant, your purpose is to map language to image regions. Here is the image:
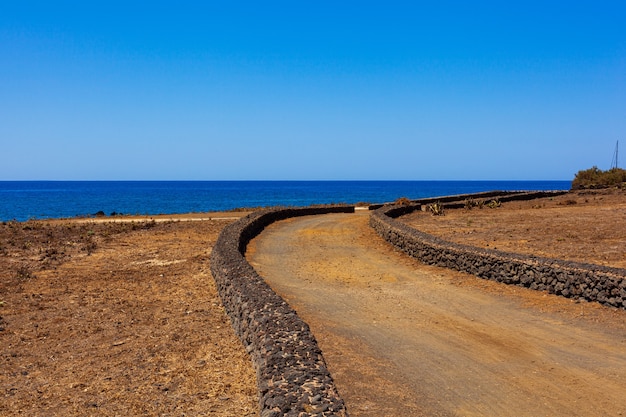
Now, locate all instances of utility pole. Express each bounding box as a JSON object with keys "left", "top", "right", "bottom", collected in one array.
[{"left": 611, "top": 140, "right": 619, "bottom": 169}]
